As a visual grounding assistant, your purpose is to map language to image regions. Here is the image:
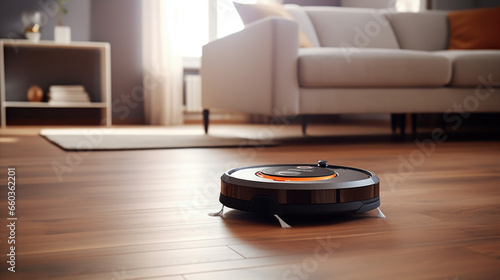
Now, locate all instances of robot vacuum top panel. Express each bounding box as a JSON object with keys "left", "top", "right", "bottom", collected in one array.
[{"left": 222, "top": 163, "right": 379, "bottom": 190}]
